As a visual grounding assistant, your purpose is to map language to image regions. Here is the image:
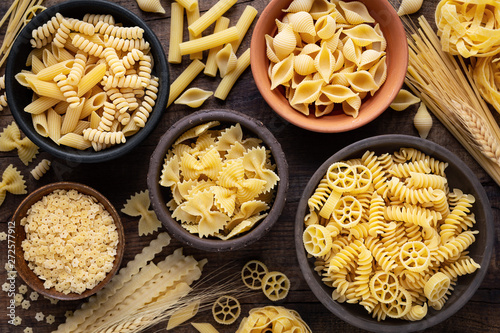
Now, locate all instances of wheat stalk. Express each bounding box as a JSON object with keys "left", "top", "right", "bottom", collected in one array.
[{"left": 451, "top": 101, "right": 500, "bottom": 166}]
